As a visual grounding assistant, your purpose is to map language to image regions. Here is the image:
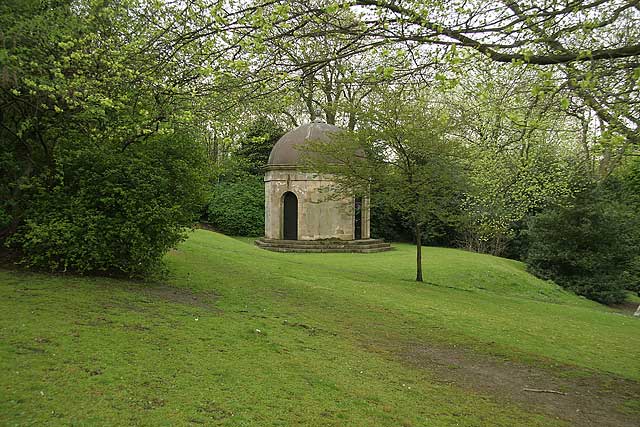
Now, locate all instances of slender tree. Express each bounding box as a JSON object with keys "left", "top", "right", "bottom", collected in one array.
[{"left": 304, "top": 88, "right": 466, "bottom": 281}]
